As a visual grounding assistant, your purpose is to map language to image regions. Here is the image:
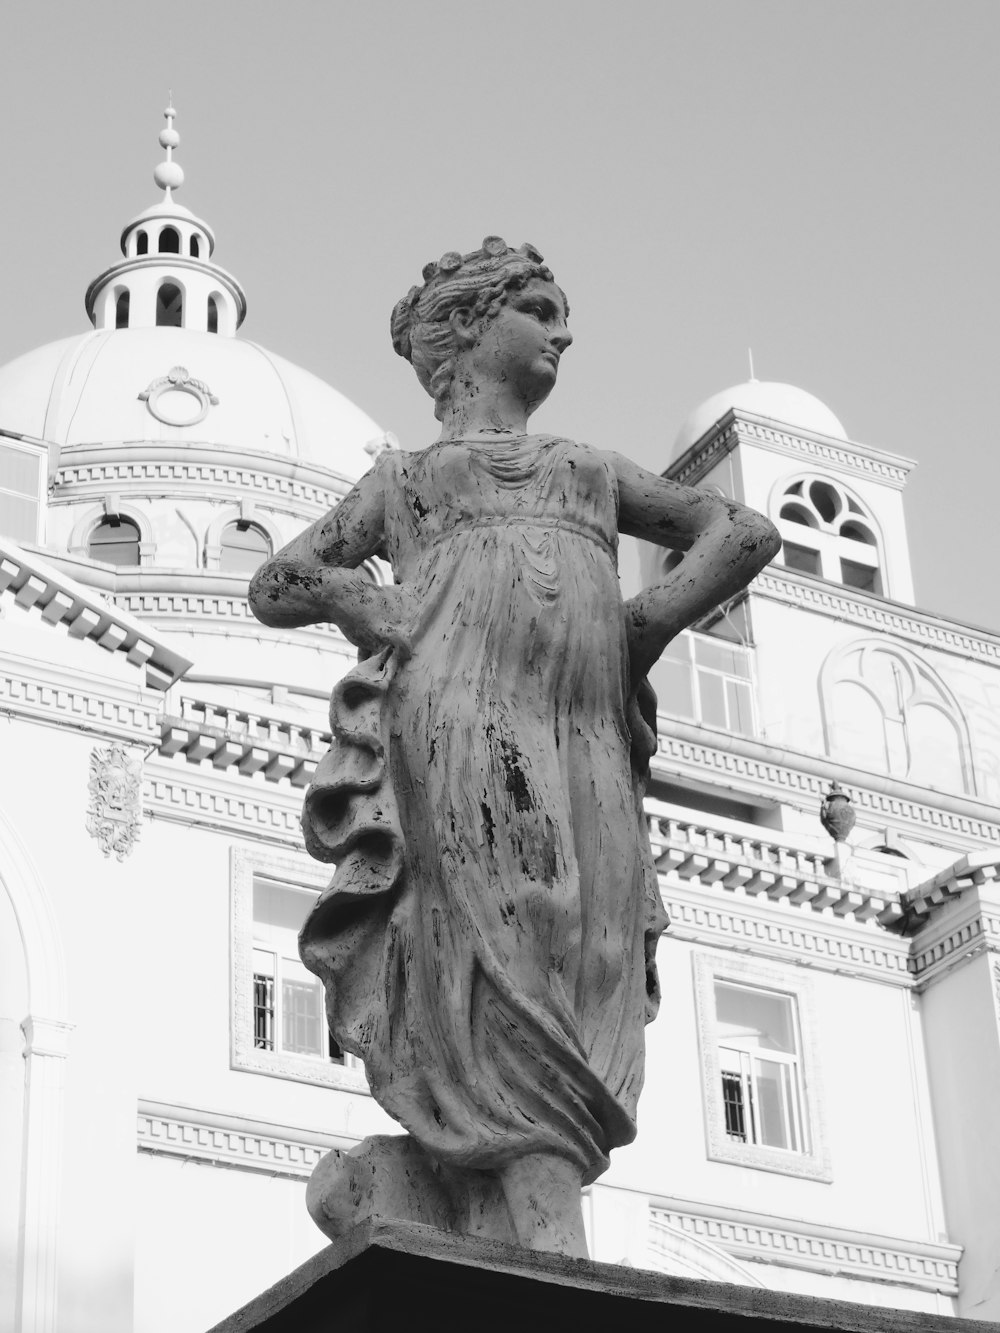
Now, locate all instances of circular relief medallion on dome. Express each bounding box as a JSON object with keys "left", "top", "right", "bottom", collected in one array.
[{"left": 139, "top": 366, "right": 219, "bottom": 427}]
